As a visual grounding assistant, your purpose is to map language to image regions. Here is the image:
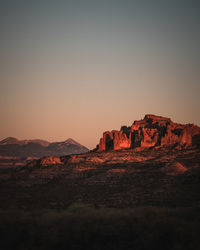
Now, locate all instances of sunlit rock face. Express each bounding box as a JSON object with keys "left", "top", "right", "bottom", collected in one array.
[
  {"left": 98, "top": 114, "right": 200, "bottom": 151},
  {"left": 40, "top": 156, "right": 63, "bottom": 166},
  {"left": 98, "top": 130, "right": 131, "bottom": 151}
]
